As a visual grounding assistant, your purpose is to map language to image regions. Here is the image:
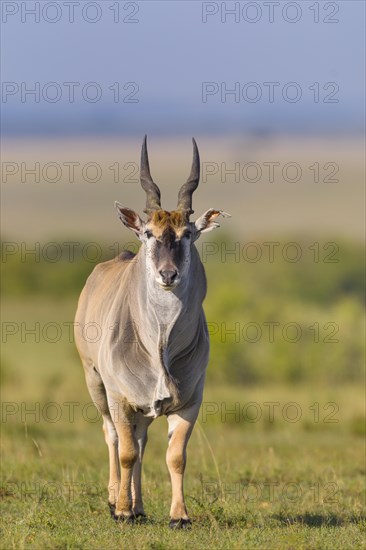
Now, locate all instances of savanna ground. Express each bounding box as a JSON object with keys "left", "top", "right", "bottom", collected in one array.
[{"left": 1, "top": 137, "right": 365, "bottom": 548}]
